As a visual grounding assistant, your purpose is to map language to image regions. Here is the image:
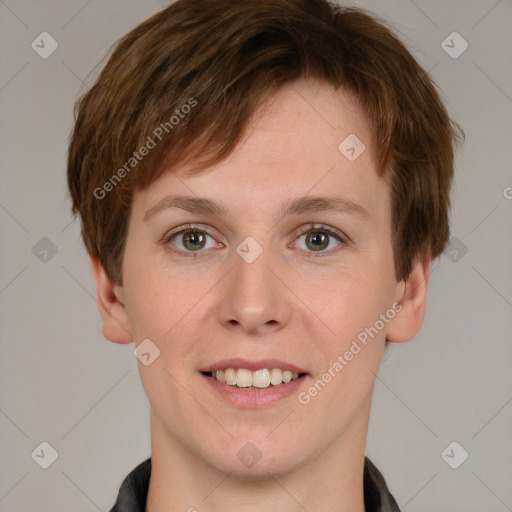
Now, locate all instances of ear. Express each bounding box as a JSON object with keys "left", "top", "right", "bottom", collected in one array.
[
  {"left": 386, "top": 256, "right": 431, "bottom": 343},
  {"left": 89, "top": 256, "right": 133, "bottom": 344}
]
